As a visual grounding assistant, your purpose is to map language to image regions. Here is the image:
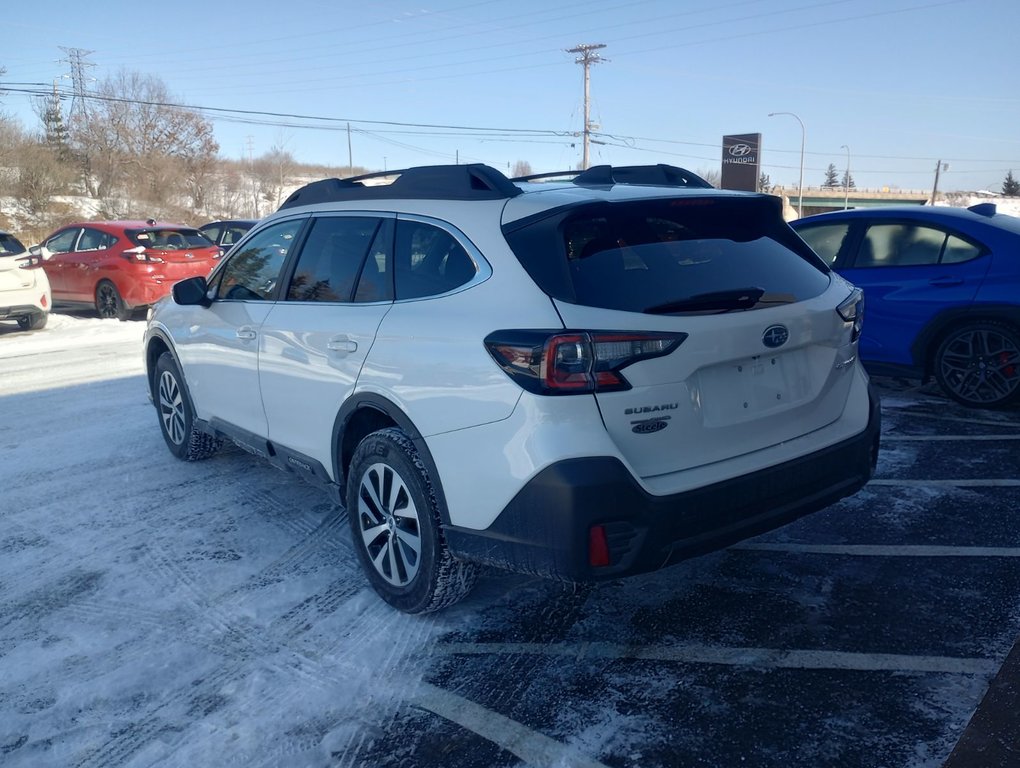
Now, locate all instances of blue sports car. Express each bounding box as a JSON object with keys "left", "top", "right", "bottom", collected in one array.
[{"left": 792, "top": 203, "right": 1020, "bottom": 408}]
